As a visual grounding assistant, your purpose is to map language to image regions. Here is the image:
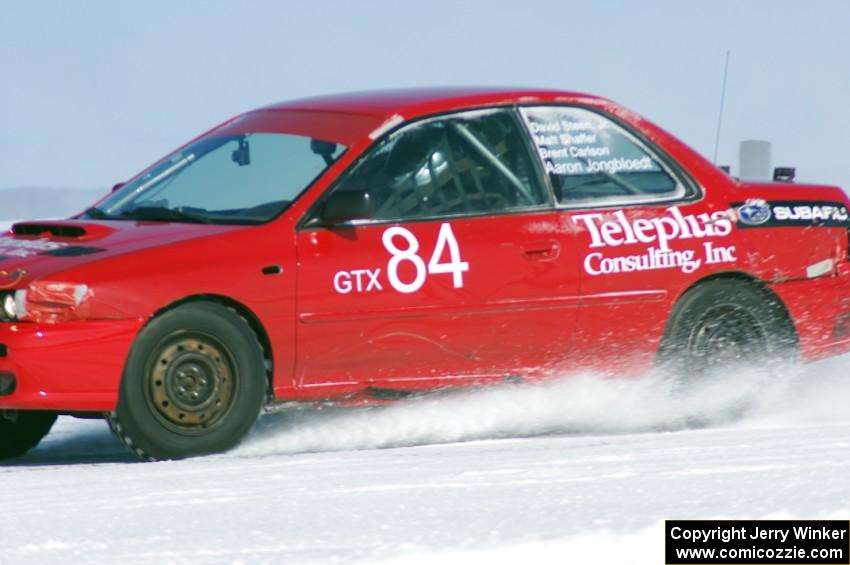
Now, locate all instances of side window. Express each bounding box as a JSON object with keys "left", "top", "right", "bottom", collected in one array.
[
  {"left": 520, "top": 107, "right": 682, "bottom": 206},
  {"left": 332, "top": 109, "right": 548, "bottom": 221}
]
